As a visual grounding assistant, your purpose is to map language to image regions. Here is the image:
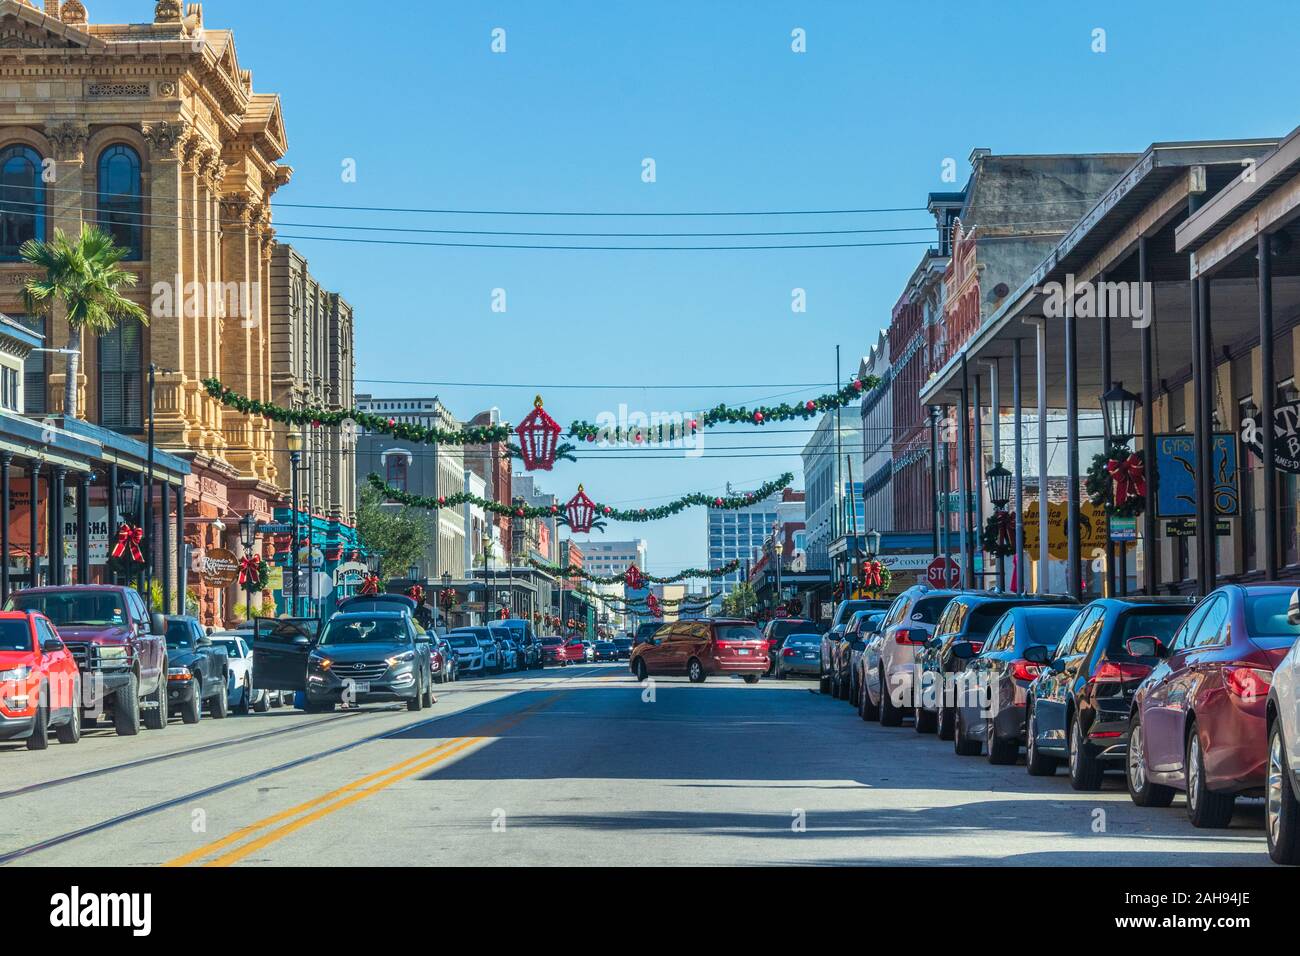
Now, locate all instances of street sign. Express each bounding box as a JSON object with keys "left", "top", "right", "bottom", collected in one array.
[
  {"left": 1109, "top": 516, "right": 1137, "bottom": 541},
  {"left": 926, "top": 556, "right": 960, "bottom": 588}
]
